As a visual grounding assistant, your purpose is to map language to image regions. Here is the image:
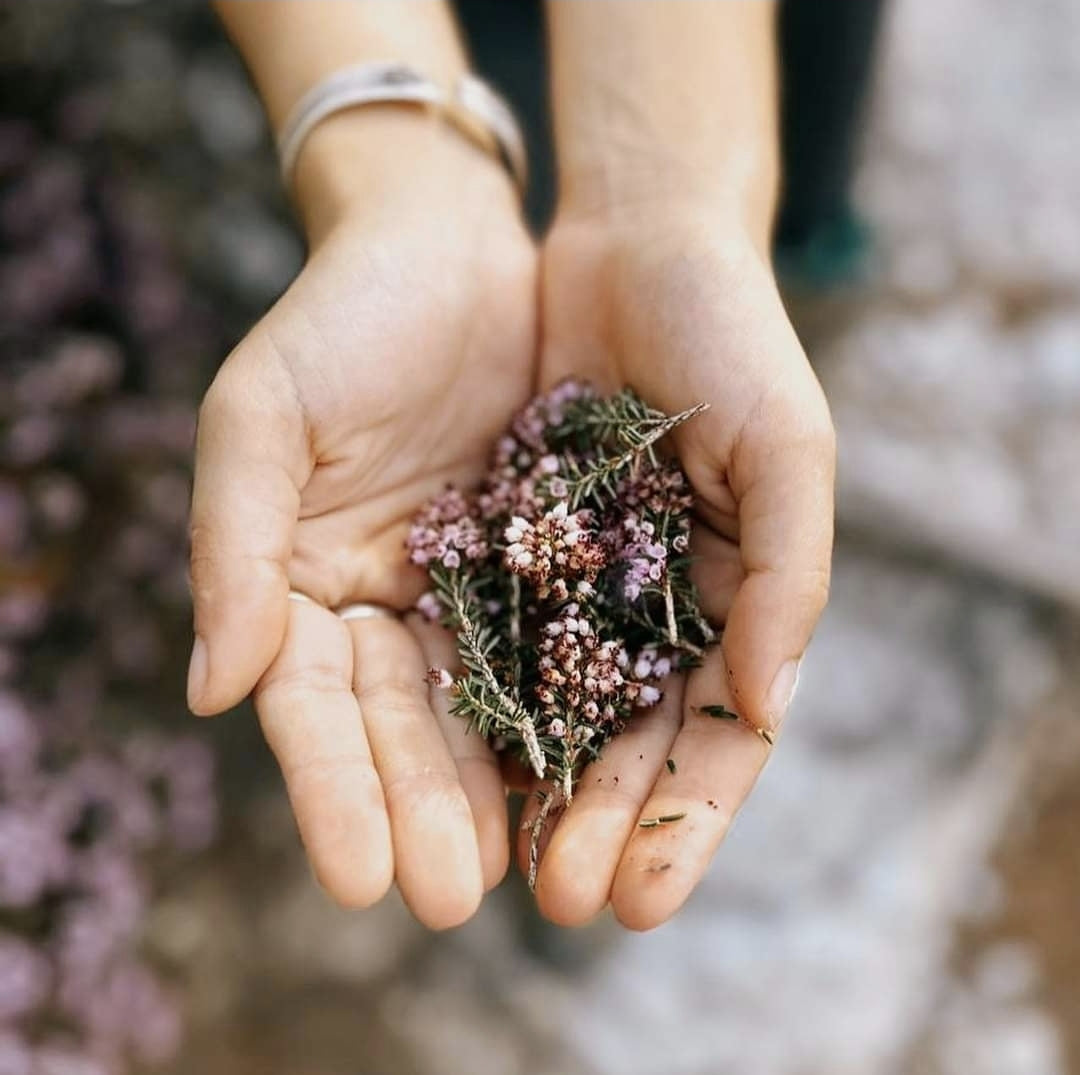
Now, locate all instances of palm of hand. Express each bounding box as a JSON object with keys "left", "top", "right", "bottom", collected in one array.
[
  {"left": 521, "top": 212, "right": 834, "bottom": 929},
  {"left": 273, "top": 214, "right": 536, "bottom": 610}
]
